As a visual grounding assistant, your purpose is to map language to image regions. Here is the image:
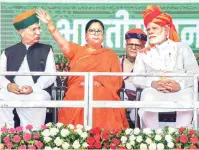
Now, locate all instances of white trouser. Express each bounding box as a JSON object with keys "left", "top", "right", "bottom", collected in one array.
[
  {"left": 139, "top": 87, "right": 193, "bottom": 129},
  {"left": 0, "top": 88, "right": 50, "bottom": 130}
]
